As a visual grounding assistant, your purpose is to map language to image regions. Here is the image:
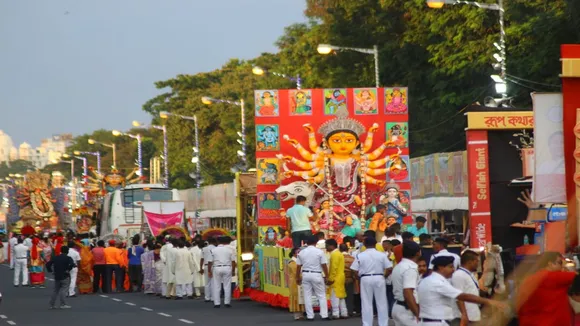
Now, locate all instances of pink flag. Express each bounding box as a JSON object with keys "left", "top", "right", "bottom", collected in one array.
[{"left": 144, "top": 210, "right": 184, "bottom": 236}]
